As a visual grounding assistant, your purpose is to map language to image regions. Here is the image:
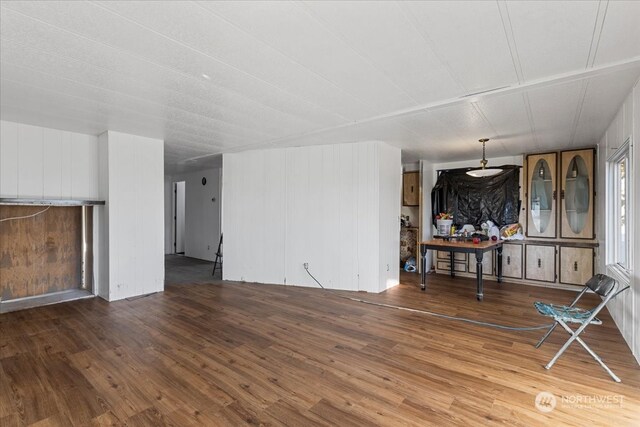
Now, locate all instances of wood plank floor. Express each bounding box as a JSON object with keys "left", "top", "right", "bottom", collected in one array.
[{"left": 1, "top": 267, "right": 639, "bottom": 426}]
